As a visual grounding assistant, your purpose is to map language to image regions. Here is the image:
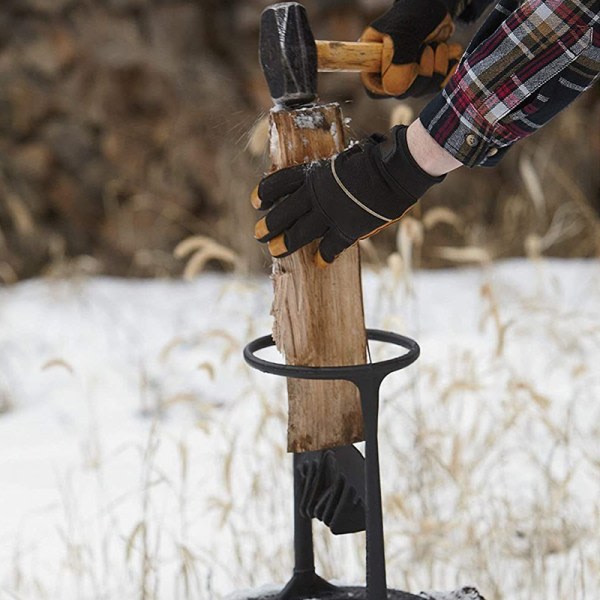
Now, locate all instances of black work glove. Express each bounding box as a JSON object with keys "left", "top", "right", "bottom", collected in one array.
[
  {"left": 360, "top": 0, "right": 463, "bottom": 98},
  {"left": 252, "top": 125, "right": 444, "bottom": 266}
]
